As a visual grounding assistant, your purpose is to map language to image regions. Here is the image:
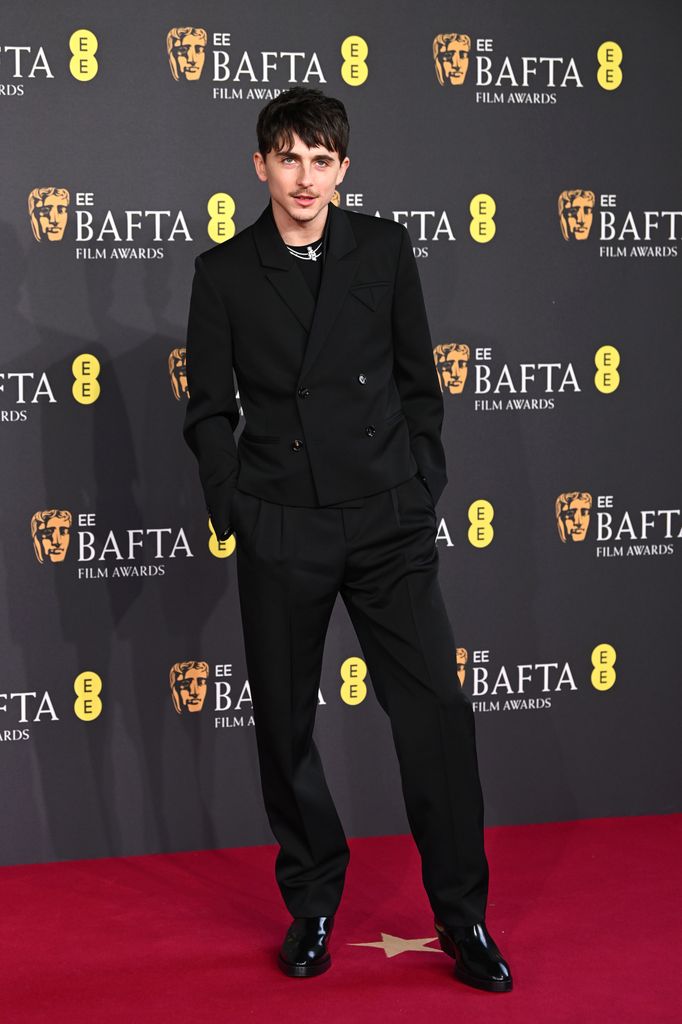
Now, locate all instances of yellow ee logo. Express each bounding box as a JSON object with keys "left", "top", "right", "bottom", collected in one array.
[
  {"left": 208, "top": 516, "right": 236, "bottom": 558},
  {"left": 597, "top": 41, "right": 623, "bottom": 91},
  {"left": 468, "top": 499, "right": 494, "bottom": 547},
  {"left": 339, "top": 656, "right": 367, "bottom": 705},
  {"left": 341, "top": 36, "right": 368, "bottom": 86},
  {"left": 207, "top": 193, "right": 236, "bottom": 243},
  {"left": 69, "top": 30, "right": 99, "bottom": 81},
  {"left": 594, "top": 345, "right": 620, "bottom": 394},
  {"left": 72, "top": 353, "right": 101, "bottom": 404},
  {"left": 591, "top": 643, "right": 616, "bottom": 691},
  {"left": 74, "top": 671, "right": 103, "bottom": 720},
  {"left": 470, "top": 194, "right": 496, "bottom": 243}
]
